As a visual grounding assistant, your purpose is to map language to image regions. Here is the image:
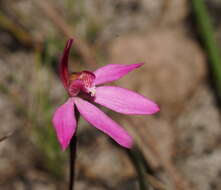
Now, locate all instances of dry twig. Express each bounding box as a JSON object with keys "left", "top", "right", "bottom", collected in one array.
[
  {"left": 32, "top": 0, "right": 97, "bottom": 66},
  {"left": 0, "top": 11, "right": 38, "bottom": 48},
  {"left": 0, "top": 131, "right": 14, "bottom": 142}
]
